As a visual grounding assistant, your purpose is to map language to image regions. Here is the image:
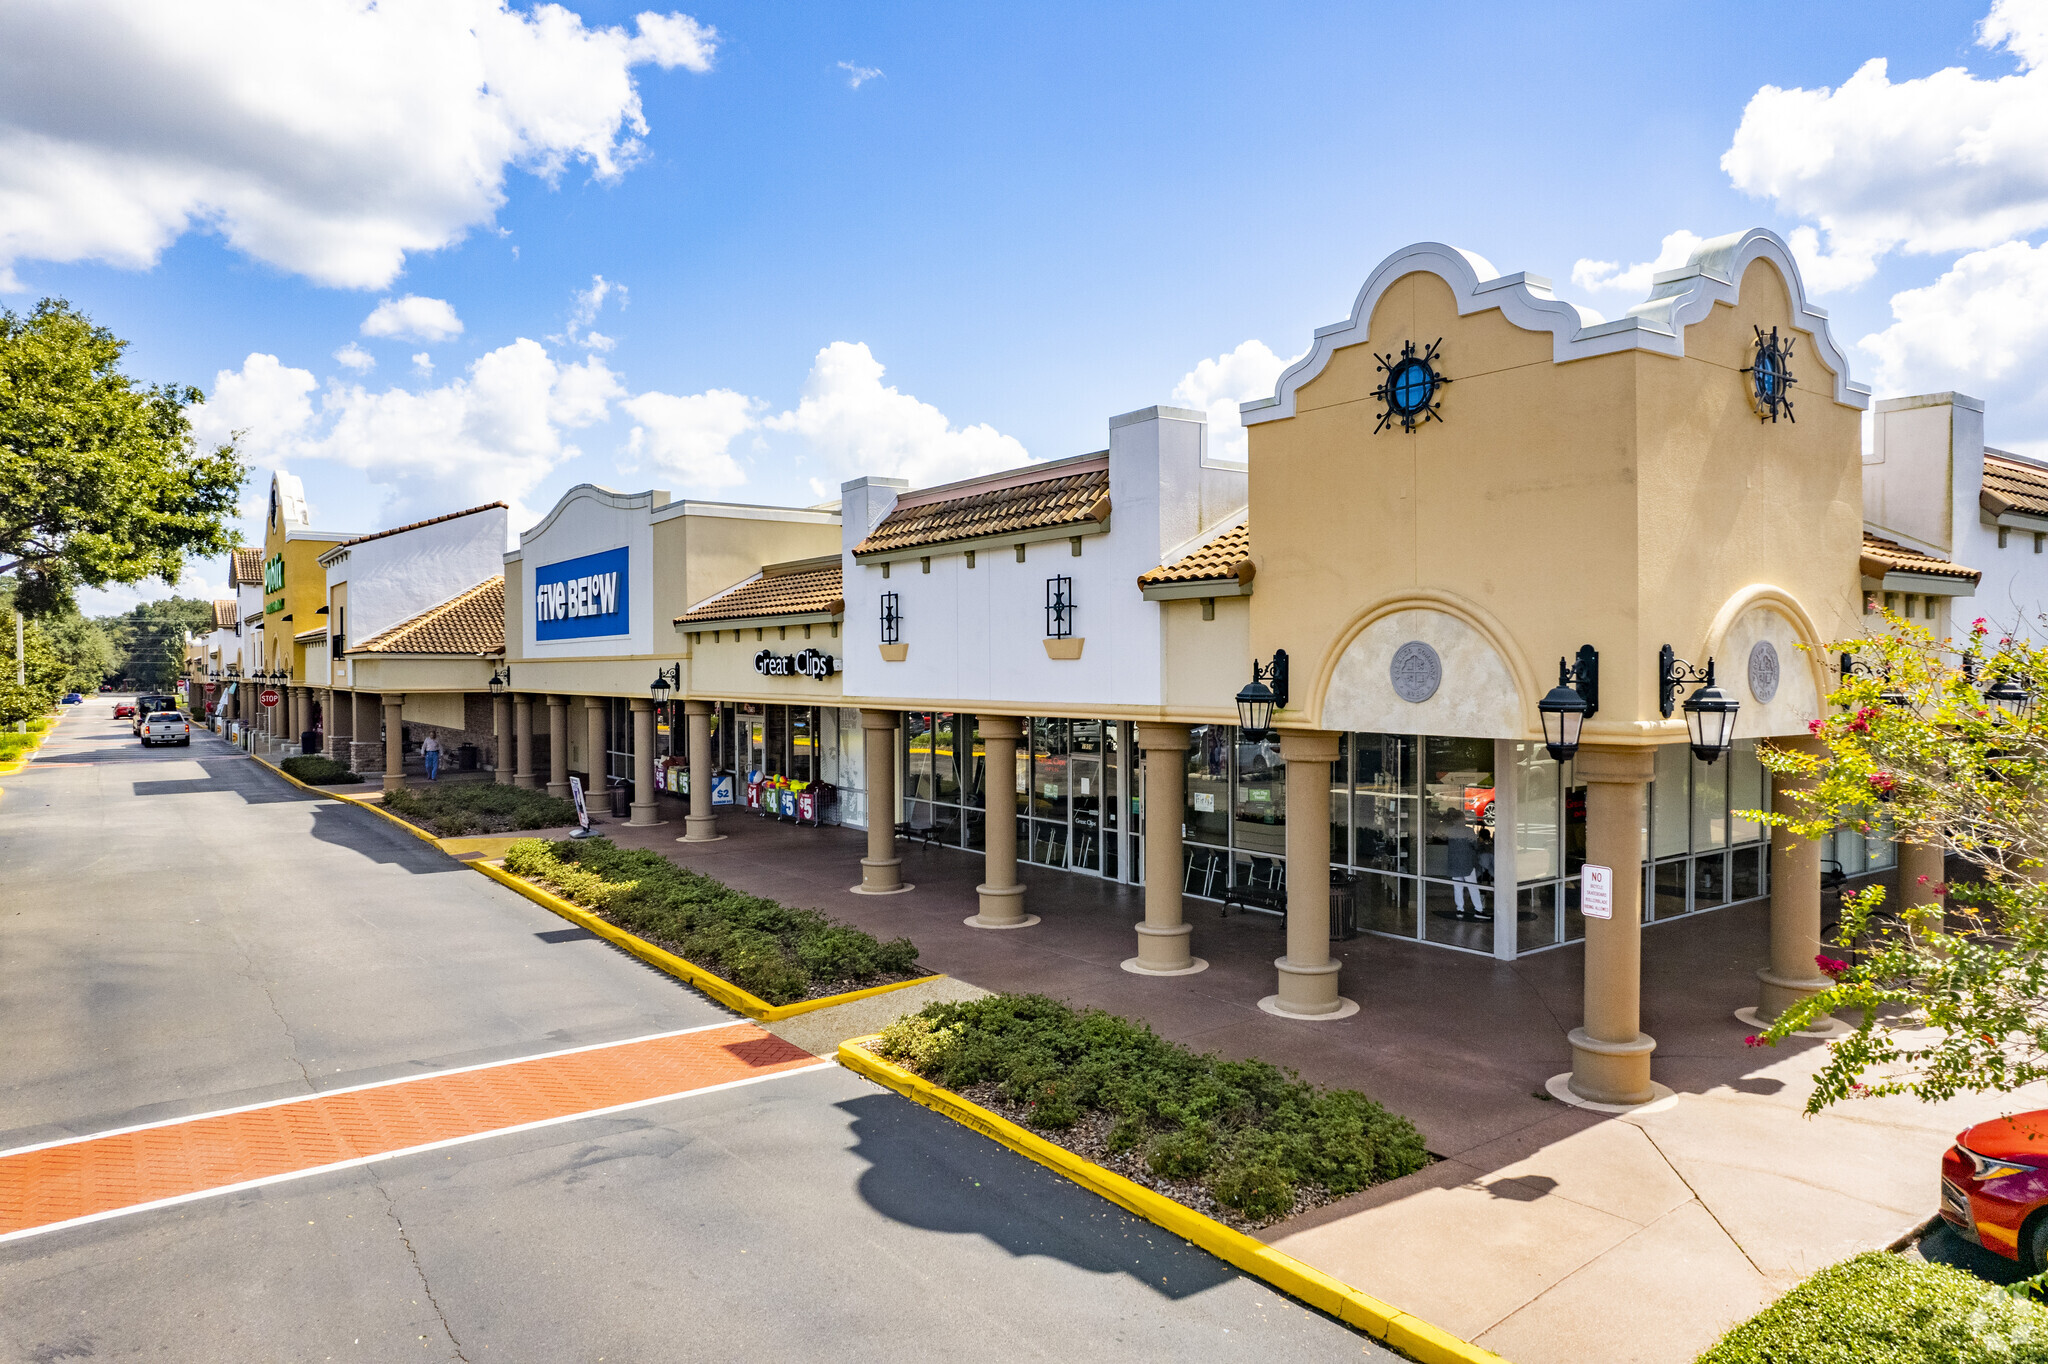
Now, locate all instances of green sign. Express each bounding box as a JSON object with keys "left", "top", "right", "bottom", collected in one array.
[
  {"left": 266, "top": 598, "right": 283, "bottom": 614},
  {"left": 263, "top": 553, "right": 285, "bottom": 594}
]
